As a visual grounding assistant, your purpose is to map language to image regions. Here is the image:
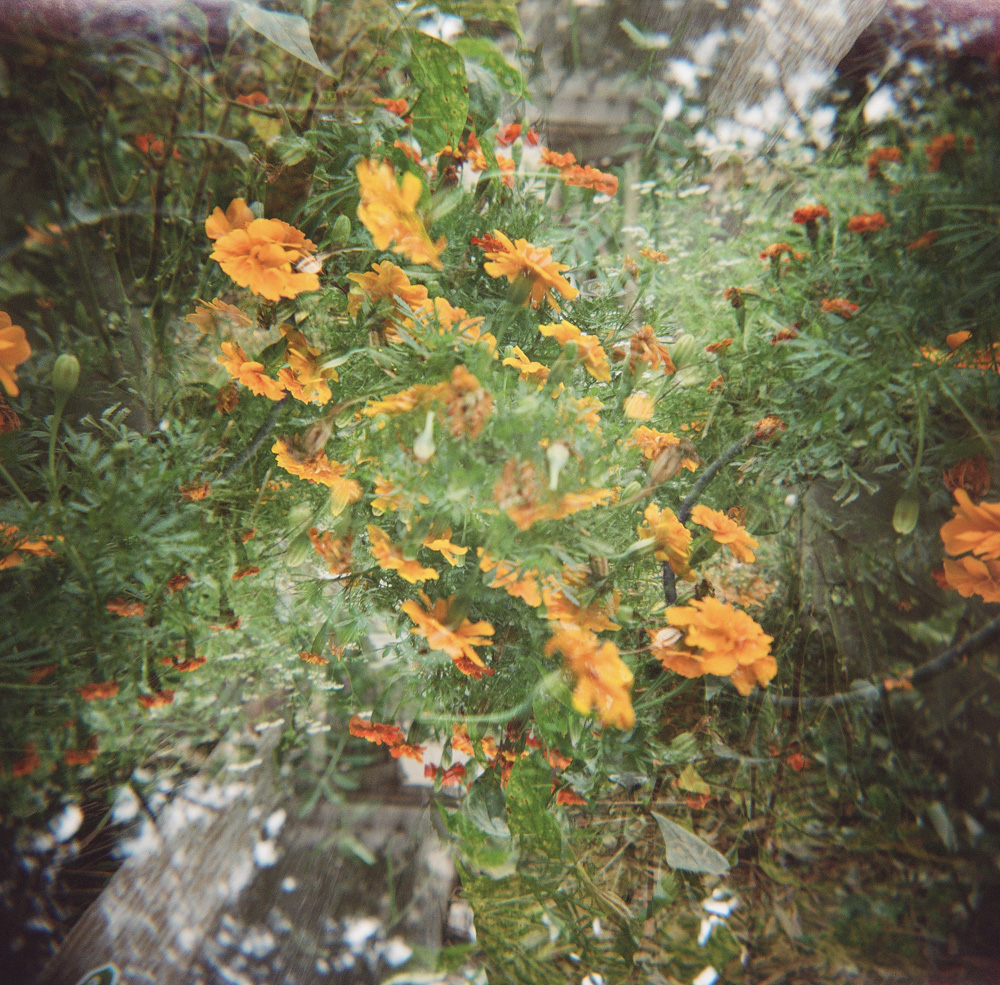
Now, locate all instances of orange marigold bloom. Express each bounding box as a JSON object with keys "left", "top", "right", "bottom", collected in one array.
[
  {"left": 907, "top": 230, "right": 939, "bottom": 252},
  {"left": 390, "top": 742, "right": 426, "bottom": 762},
  {"left": 821, "top": 298, "right": 859, "bottom": 318},
  {"left": 0, "top": 311, "right": 31, "bottom": 398},
  {"left": 272, "top": 439, "right": 362, "bottom": 512},
  {"left": 544, "top": 626, "right": 634, "bottom": 729},
  {"left": 925, "top": 133, "right": 957, "bottom": 172},
  {"left": 235, "top": 91, "right": 268, "bottom": 107},
  {"left": 943, "top": 456, "right": 990, "bottom": 502},
  {"left": 186, "top": 297, "right": 253, "bottom": 336},
  {"left": 690, "top": 504, "right": 758, "bottom": 562},
  {"left": 308, "top": 528, "right": 353, "bottom": 575},
  {"left": 502, "top": 346, "right": 549, "bottom": 387},
  {"left": 638, "top": 503, "right": 693, "bottom": 577},
  {"left": 401, "top": 591, "right": 494, "bottom": 675},
  {"left": 443, "top": 364, "right": 493, "bottom": 438},
  {"left": 623, "top": 391, "right": 654, "bottom": 420},
  {"left": 166, "top": 573, "right": 192, "bottom": 593},
  {"left": 0, "top": 524, "right": 57, "bottom": 569},
  {"left": 479, "top": 551, "right": 542, "bottom": 608},
  {"left": 79, "top": 680, "right": 119, "bottom": 701},
  {"left": 542, "top": 580, "right": 620, "bottom": 635},
  {"left": 866, "top": 146, "right": 902, "bottom": 178},
  {"left": 753, "top": 416, "right": 786, "bottom": 441},
  {"left": 180, "top": 481, "right": 211, "bottom": 501},
  {"left": 538, "top": 320, "right": 610, "bottom": 381},
  {"left": 847, "top": 212, "right": 888, "bottom": 233},
  {"left": 368, "top": 525, "right": 439, "bottom": 583},
  {"left": 628, "top": 325, "right": 675, "bottom": 372},
  {"left": 422, "top": 529, "right": 468, "bottom": 566},
  {"left": 561, "top": 163, "right": 618, "bottom": 196},
  {"left": 639, "top": 248, "right": 669, "bottom": 263},
  {"left": 492, "top": 457, "right": 615, "bottom": 531},
  {"left": 26, "top": 664, "right": 56, "bottom": 684},
  {"left": 437, "top": 762, "right": 467, "bottom": 787},
  {"left": 706, "top": 338, "right": 733, "bottom": 355},
  {"left": 943, "top": 556, "right": 1000, "bottom": 603},
  {"left": 940, "top": 488, "right": 1000, "bottom": 559},
  {"left": 347, "top": 260, "right": 432, "bottom": 318},
  {"left": 770, "top": 325, "right": 799, "bottom": 343},
  {"left": 497, "top": 122, "right": 522, "bottom": 146},
  {"left": 349, "top": 715, "right": 404, "bottom": 746},
  {"left": 106, "top": 598, "right": 145, "bottom": 617},
  {"left": 627, "top": 427, "right": 700, "bottom": 472},
  {"left": 374, "top": 96, "right": 409, "bottom": 117},
  {"left": 540, "top": 147, "right": 577, "bottom": 169},
  {"left": 175, "top": 655, "right": 207, "bottom": 671},
  {"left": 452, "top": 723, "right": 474, "bottom": 755},
  {"left": 723, "top": 286, "right": 745, "bottom": 308},
  {"left": 210, "top": 218, "right": 320, "bottom": 301},
  {"left": 64, "top": 735, "right": 99, "bottom": 766},
  {"left": 483, "top": 230, "right": 578, "bottom": 311},
  {"left": 556, "top": 788, "right": 587, "bottom": 806},
  {"left": 217, "top": 341, "right": 286, "bottom": 401},
  {"left": 356, "top": 159, "right": 445, "bottom": 269},
  {"left": 231, "top": 566, "right": 260, "bottom": 581},
  {"left": 138, "top": 689, "right": 175, "bottom": 709},
  {"left": 299, "top": 651, "right": 330, "bottom": 666},
  {"left": 792, "top": 204, "right": 829, "bottom": 224},
  {"left": 663, "top": 597, "right": 776, "bottom": 695},
  {"left": 759, "top": 242, "right": 794, "bottom": 261},
  {"left": 946, "top": 331, "right": 971, "bottom": 350},
  {"left": 11, "top": 742, "right": 41, "bottom": 778}
]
